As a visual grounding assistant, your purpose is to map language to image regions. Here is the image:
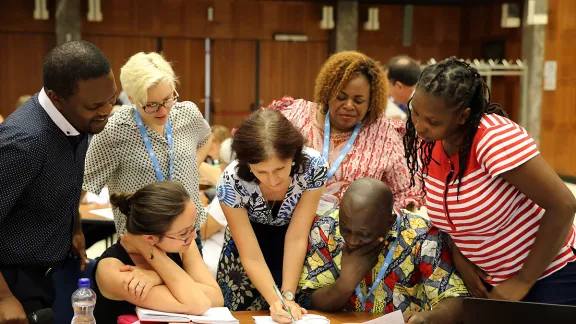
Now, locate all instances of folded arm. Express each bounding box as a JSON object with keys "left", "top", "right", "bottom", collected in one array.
[
  {"left": 181, "top": 239, "right": 224, "bottom": 307},
  {"left": 96, "top": 258, "right": 205, "bottom": 314}
]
